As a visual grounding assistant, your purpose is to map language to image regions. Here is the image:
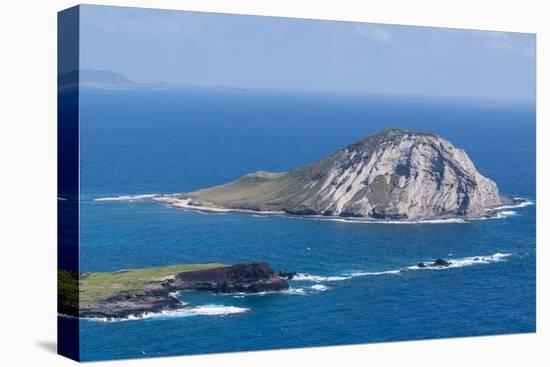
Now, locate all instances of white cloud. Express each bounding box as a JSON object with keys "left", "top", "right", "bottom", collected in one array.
[{"left": 353, "top": 24, "right": 393, "bottom": 43}]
